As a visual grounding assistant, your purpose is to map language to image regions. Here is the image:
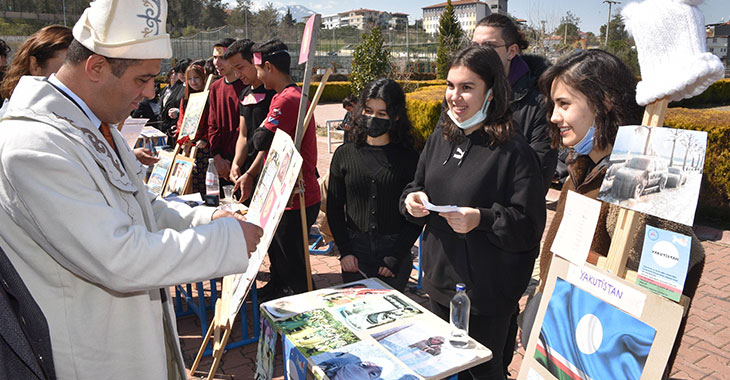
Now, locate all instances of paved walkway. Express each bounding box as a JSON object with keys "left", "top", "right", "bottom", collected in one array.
[{"left": 178, "top": 135, "right": 730, "bottom": 379}]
